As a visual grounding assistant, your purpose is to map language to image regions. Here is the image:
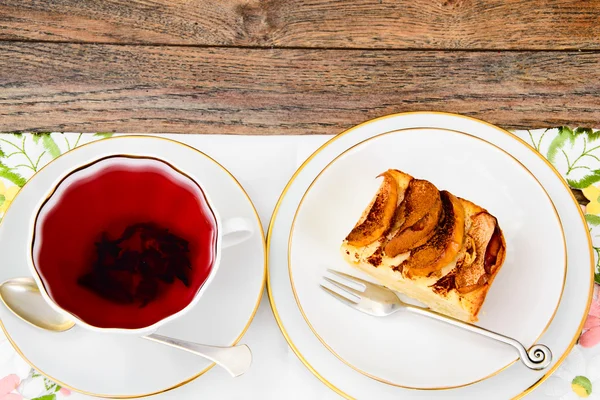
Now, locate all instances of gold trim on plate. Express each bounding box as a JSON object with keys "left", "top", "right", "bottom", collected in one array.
[
  {"left": 0, "top": 135, "right": 267, "bottom": 399},
  {"left": 266, "top": 111, "right": 594, "bottom": 400},
  {"left": 288, "top": 127, "right": 567, "bottom": 390}
]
